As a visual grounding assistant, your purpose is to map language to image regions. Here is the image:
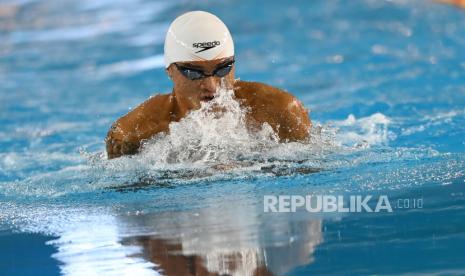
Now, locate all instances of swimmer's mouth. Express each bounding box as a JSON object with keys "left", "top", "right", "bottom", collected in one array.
[{"left": 201, "top": 95, "right": 215, "bottom": 102}]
